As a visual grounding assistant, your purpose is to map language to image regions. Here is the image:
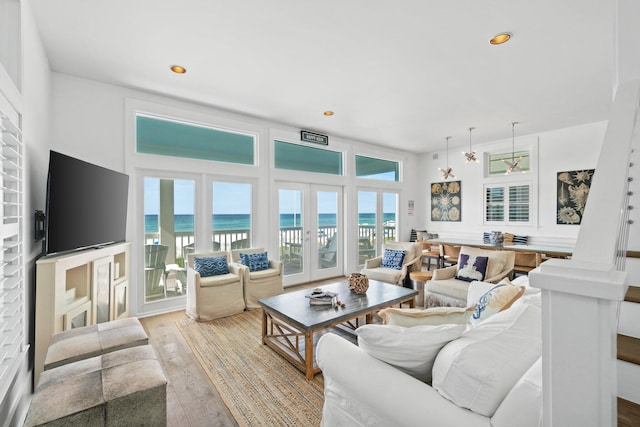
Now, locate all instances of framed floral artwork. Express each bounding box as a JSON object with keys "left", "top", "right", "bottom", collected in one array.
[
  {"left": 431, "top": 181, "right": 461, "bottom": 222},
  {"left": 556, "top": 169, "right": 595, "bottom": 225}
]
